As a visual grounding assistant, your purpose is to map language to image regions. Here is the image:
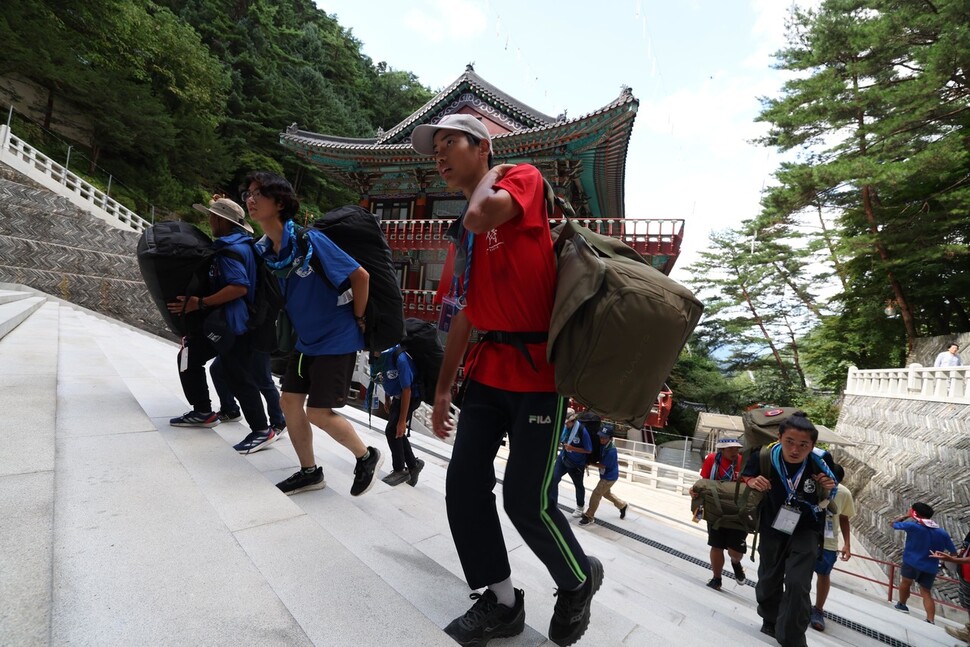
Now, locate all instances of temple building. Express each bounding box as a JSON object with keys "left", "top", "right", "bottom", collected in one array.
[{"left": 279, "top": 65, "right": 684, "bottom": 325}]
